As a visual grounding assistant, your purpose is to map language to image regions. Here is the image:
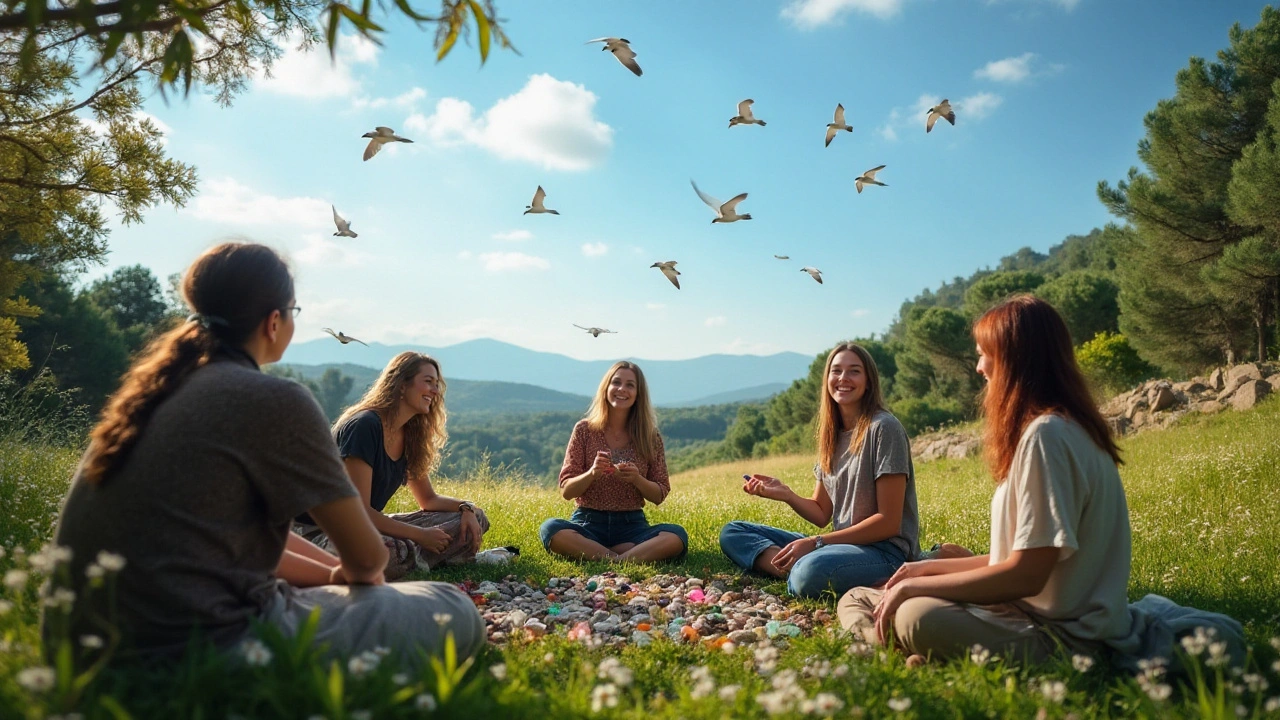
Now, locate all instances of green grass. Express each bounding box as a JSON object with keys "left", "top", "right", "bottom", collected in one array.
[{"left": 2, "top": 400, "right": 1280, "bottom": 718}]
